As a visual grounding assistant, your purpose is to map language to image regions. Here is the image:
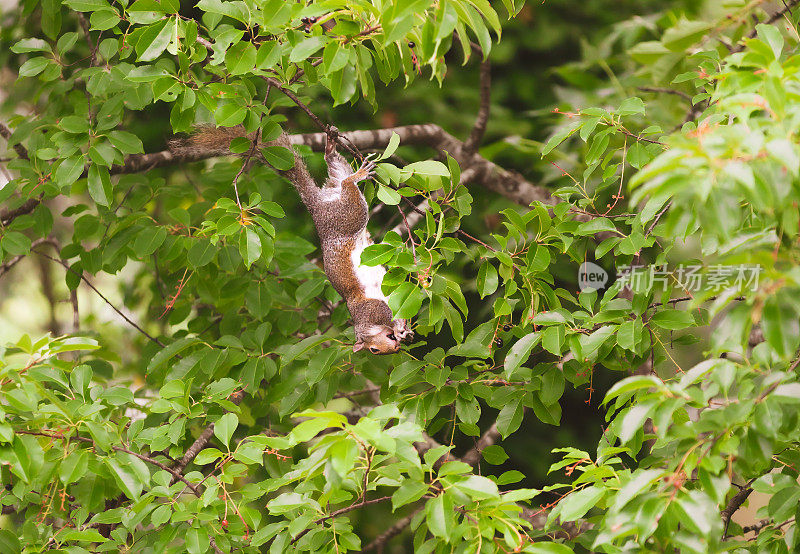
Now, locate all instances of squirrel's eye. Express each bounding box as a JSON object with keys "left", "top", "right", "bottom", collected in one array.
[{"left": 387, "top": 333, "right": 396, "bottom": 341}]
